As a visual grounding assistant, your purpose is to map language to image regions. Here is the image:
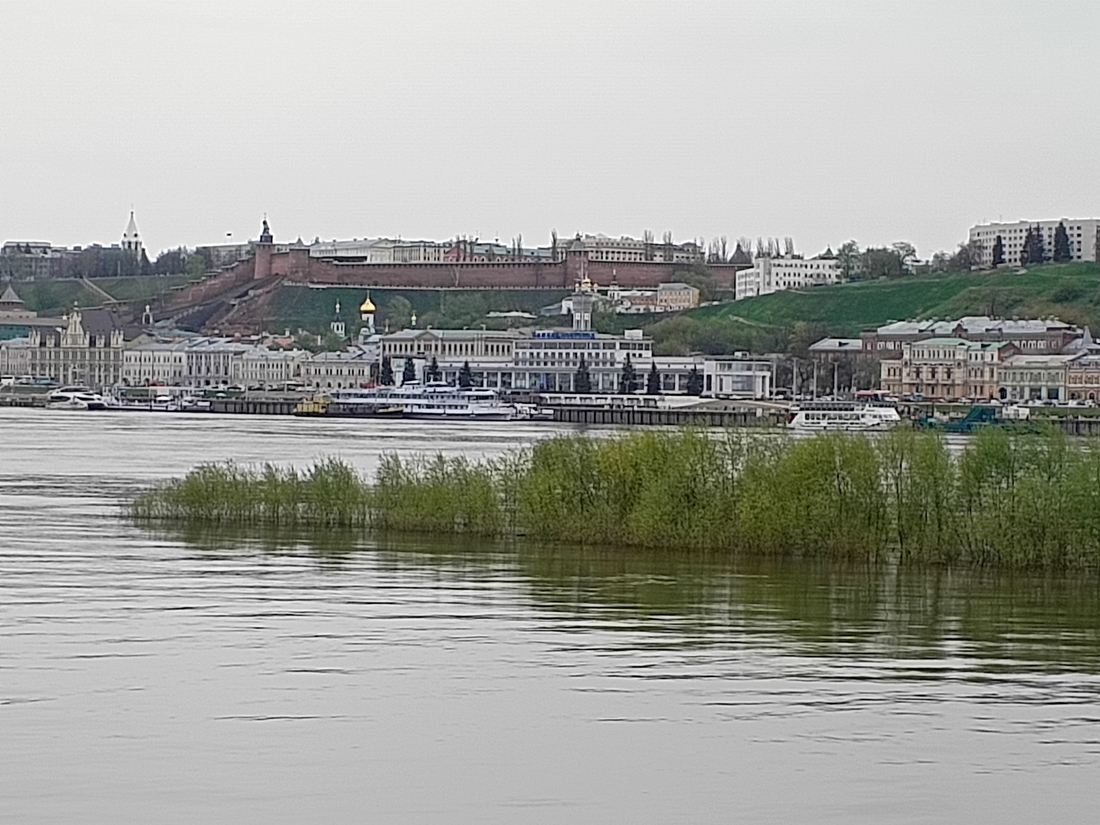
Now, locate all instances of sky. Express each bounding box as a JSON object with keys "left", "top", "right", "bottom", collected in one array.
[{"left": 2, "top": 0, "right": 1098, "bottom": 260}]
